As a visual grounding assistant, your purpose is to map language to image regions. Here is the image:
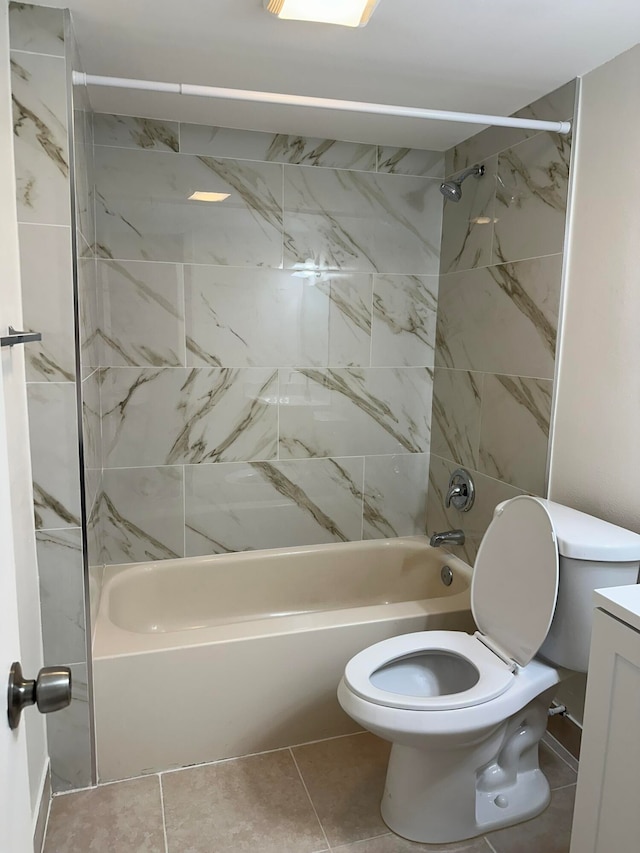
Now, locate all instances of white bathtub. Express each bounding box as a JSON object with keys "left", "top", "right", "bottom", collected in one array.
[{"left": 93, "top": 536, "right": 475, "bottom": 782}]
